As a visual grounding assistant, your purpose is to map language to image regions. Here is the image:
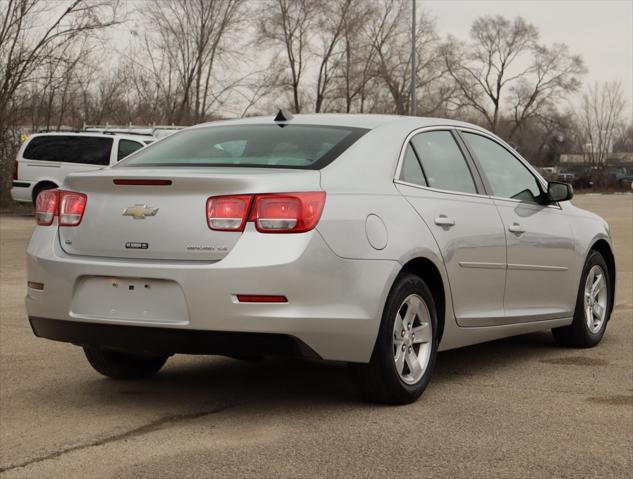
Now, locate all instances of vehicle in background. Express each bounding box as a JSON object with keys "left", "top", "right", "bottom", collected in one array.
[
  {"left": 536, "top": 166, "right": 558, "bottom": 181},
  {"left": 11, "top": 132, "right": 154, "bottom": 205},
  {"left": 614, "top": 166, "right": 633, "bottom": 188},
  {"left": 83, "top": 124, "right": 184, "bottom": 139},
  {"left": 557, "top": 172, "right": 575, "bottom": 183},
  {"left": 572, "top": 174, "right": 595, "bottom": 189}
]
